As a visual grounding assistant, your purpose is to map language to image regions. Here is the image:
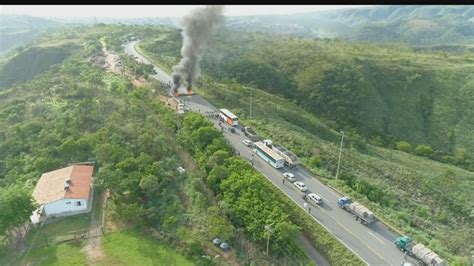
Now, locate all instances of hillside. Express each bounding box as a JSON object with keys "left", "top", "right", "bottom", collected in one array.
[
  {"left": 224, "top": 5, "right": 474, "bottom": 46},
  {"left": 0, "top": 15, "right": 65, "bottom": 54},
  {"left": 0, "top": 44, "right": 77, "bottom": 88},
  {"left": 139, "top": 27, "right": 473, "bottom": 263},
  {"left": 1, "top": 24, "right": 365, "bottom": 266},
  {"left": 141, "top": 29, "right": 474, "bottom": 170}
]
